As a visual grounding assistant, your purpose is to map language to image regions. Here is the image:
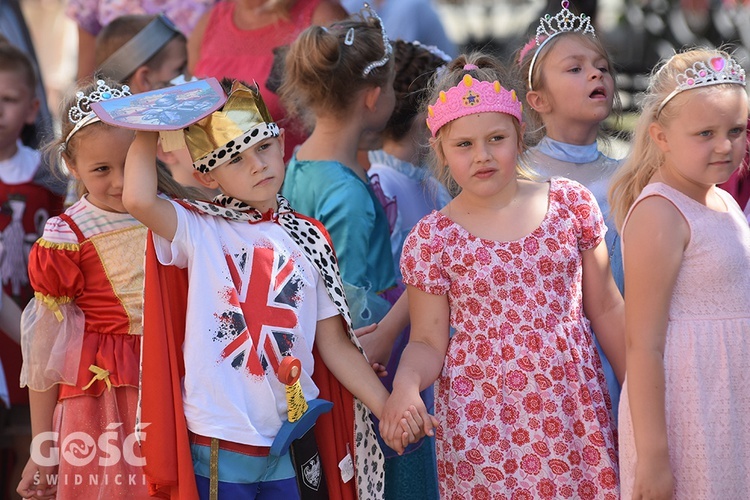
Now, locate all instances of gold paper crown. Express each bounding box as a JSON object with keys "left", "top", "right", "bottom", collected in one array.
[{"left": 185, "top": 81, "right": 279, "bottom": 172}]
